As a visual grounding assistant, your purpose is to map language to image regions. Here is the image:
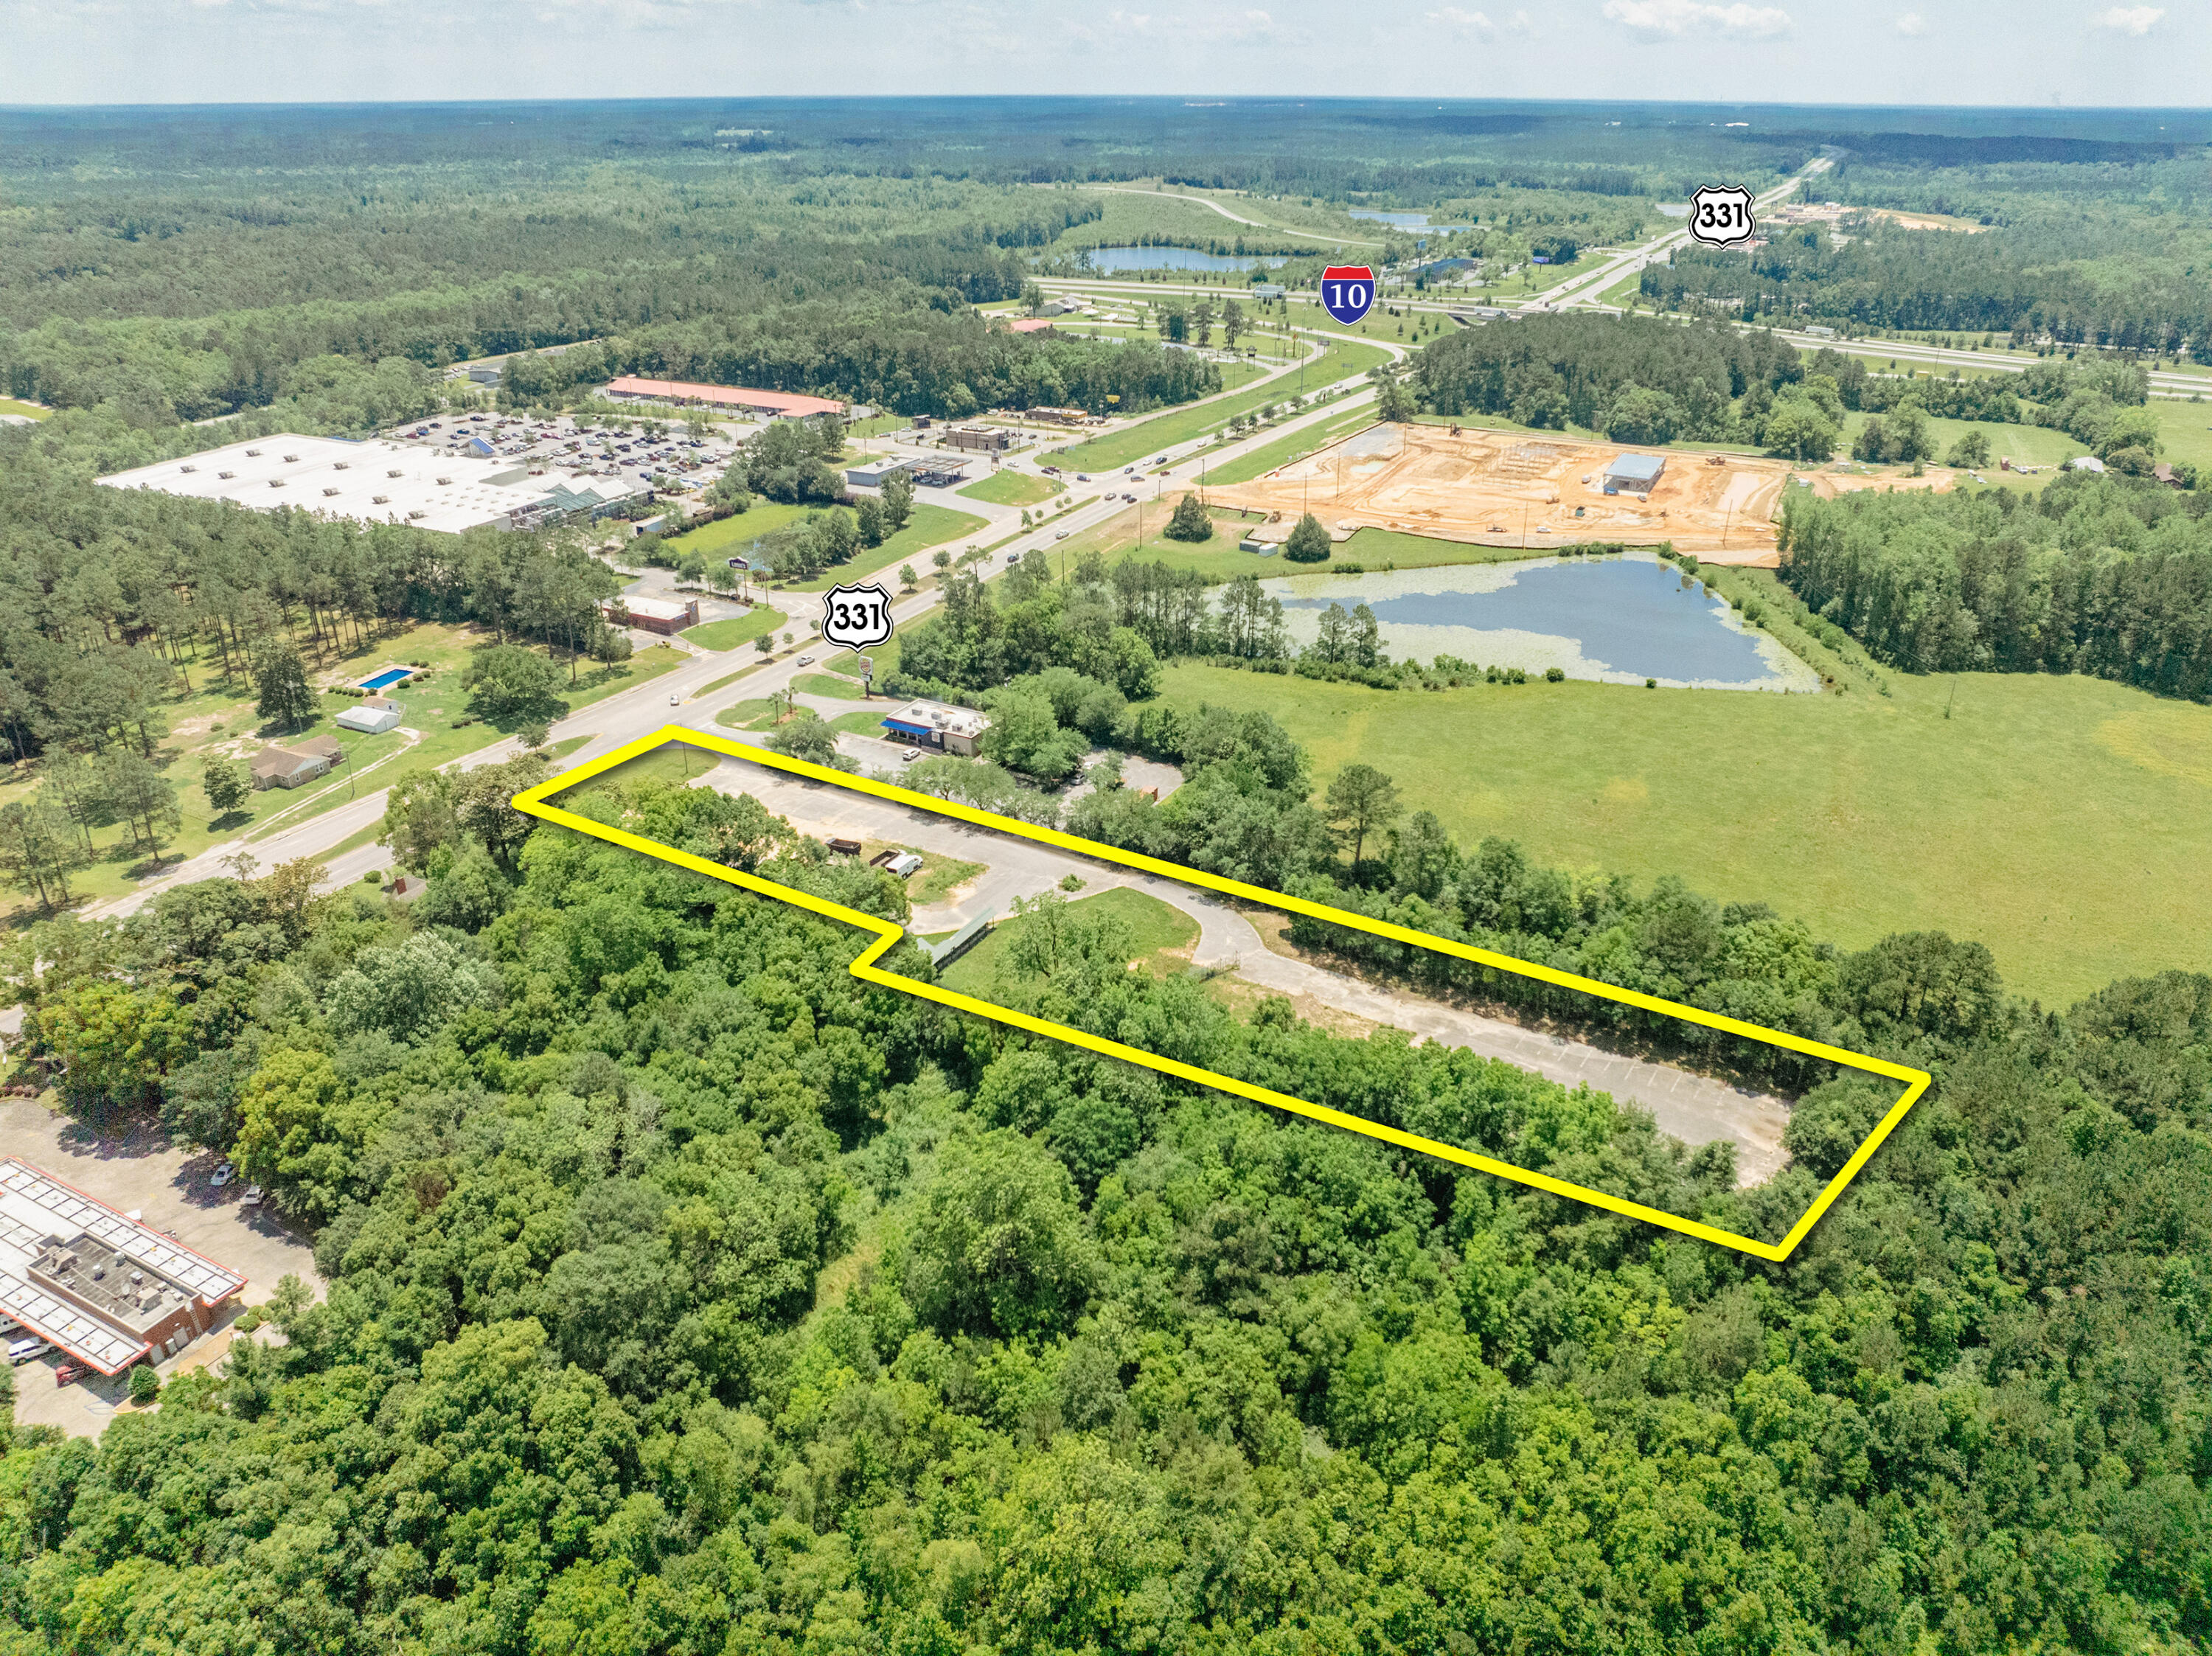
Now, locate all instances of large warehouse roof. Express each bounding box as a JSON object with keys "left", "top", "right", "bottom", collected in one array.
[
  {"left": 603, "top": 377, "right": 846, "bottom": 419},
  {"left": 98, "top": 434, "right": 640, "bottom": 535}
]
